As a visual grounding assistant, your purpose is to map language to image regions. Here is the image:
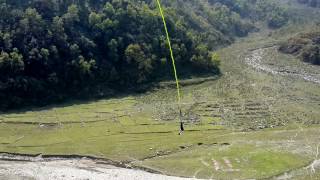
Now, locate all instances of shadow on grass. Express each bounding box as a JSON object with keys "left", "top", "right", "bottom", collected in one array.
[{"left": 0, "top": 73, "right": 221, "bottom": 115}]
